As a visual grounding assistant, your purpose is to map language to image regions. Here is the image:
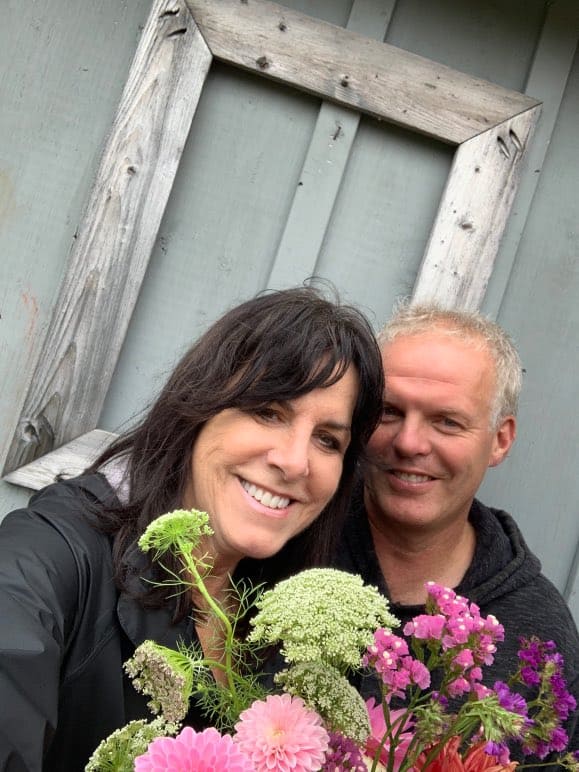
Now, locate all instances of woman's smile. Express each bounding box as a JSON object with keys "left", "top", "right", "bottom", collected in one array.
[{"left": 239, "top": 477, "right": 292, "bottom": 511}]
